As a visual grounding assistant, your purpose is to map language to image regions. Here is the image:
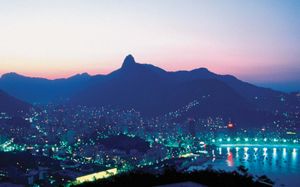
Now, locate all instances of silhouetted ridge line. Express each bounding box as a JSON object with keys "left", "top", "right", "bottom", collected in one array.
[{"left": 0, "top": 54, "right": 298, "bottom": 128}]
